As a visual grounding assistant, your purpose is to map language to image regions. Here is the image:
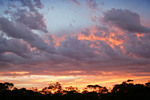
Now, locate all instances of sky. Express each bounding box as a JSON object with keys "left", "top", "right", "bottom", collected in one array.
[{"left": 0, "top": 0, "right": 150, "bottom": 90}]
